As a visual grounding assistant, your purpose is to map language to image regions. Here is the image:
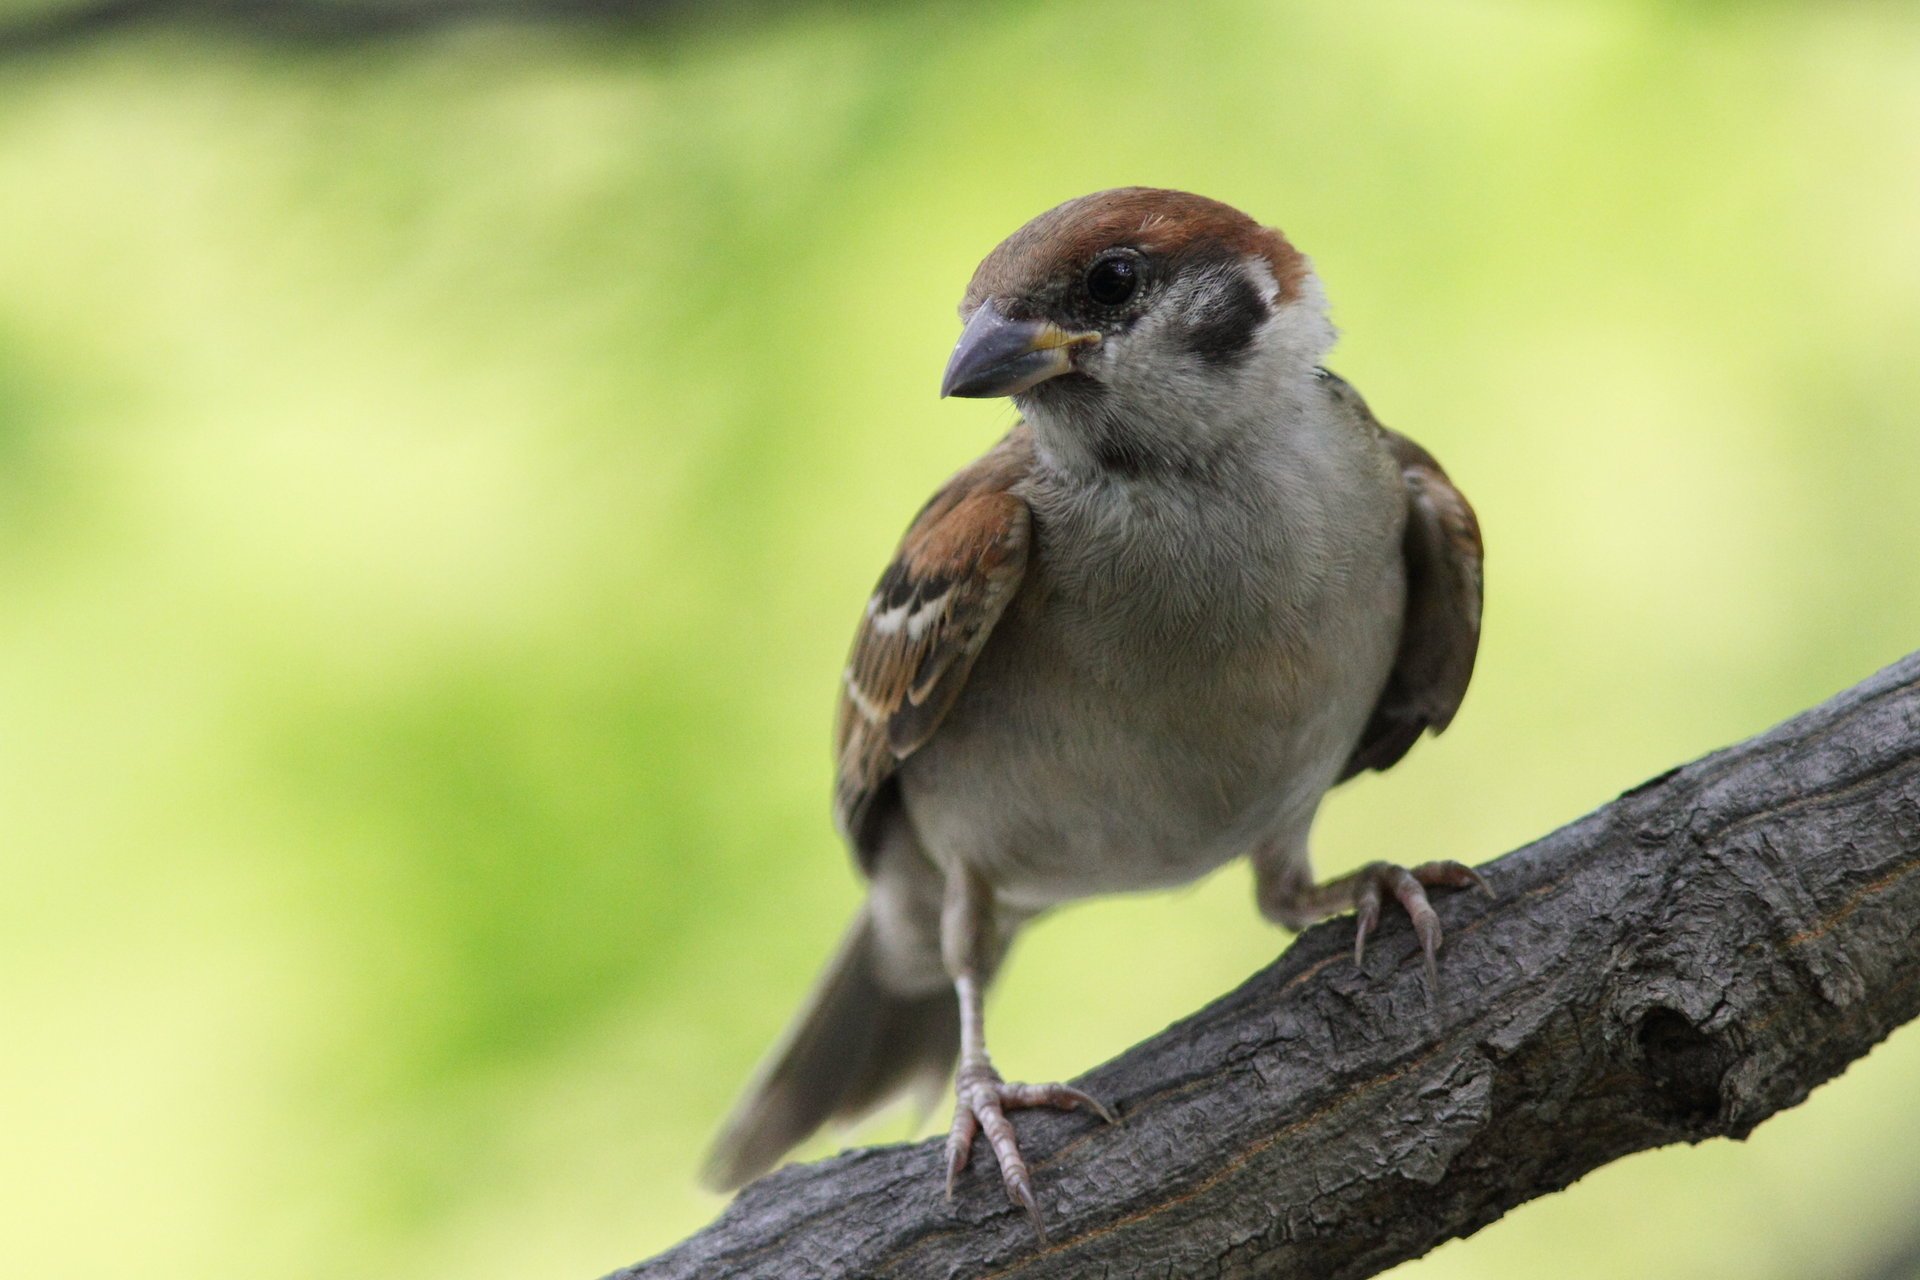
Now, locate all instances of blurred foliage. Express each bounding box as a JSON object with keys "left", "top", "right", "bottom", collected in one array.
[{"left": 1, "top": 1, "right": 1918, "bottom": 1278}]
